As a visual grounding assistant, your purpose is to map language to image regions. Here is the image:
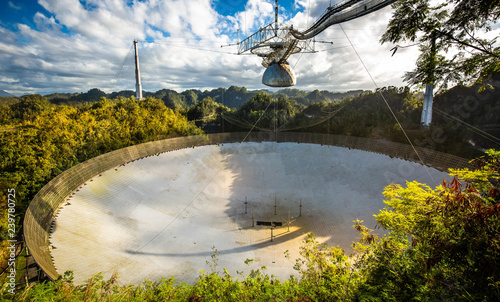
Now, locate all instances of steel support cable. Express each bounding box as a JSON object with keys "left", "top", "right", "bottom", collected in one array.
[
  {"left": 224, "top": 105, "right": 344, "bottom": 132},
  {"left": 276, "top": 106, "right": 345, "bottom": 132},
  {"left": 225, "top": 113, "right": 267, "bottom": 130},
  {"left": 339, "top": 24, "right": 435, "bottom": 181},
  {"left": 140, "top": 40, "right": 239, "bottom": 55},
  {"left": 113, "top": 43, "right": 134, "bottom": 81},
  {"left": 222, "top": 114, "right": 275, "bottom": 132},
  {"left": 433, "top": 108, "right": 500, "bottom": 145},
  {"left": 222, "top": 114, "right": 255, "bottom": 128},
  {"left": 320, "top": 43, "right": 362, "bottom": 52},
  {"left": 292, "top": 50, "right": 305, "bottom": 69}
]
